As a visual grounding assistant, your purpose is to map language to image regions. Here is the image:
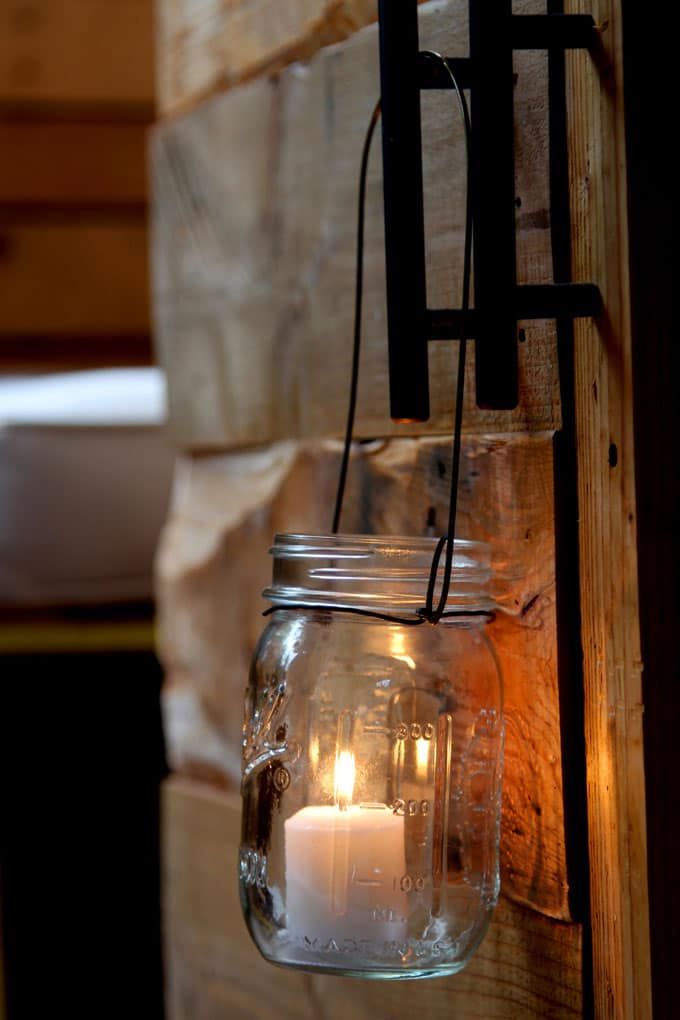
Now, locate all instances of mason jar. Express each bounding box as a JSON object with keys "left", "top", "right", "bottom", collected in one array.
[{"left": 239, "top": 533, "right": 503, "bottom": 980}]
